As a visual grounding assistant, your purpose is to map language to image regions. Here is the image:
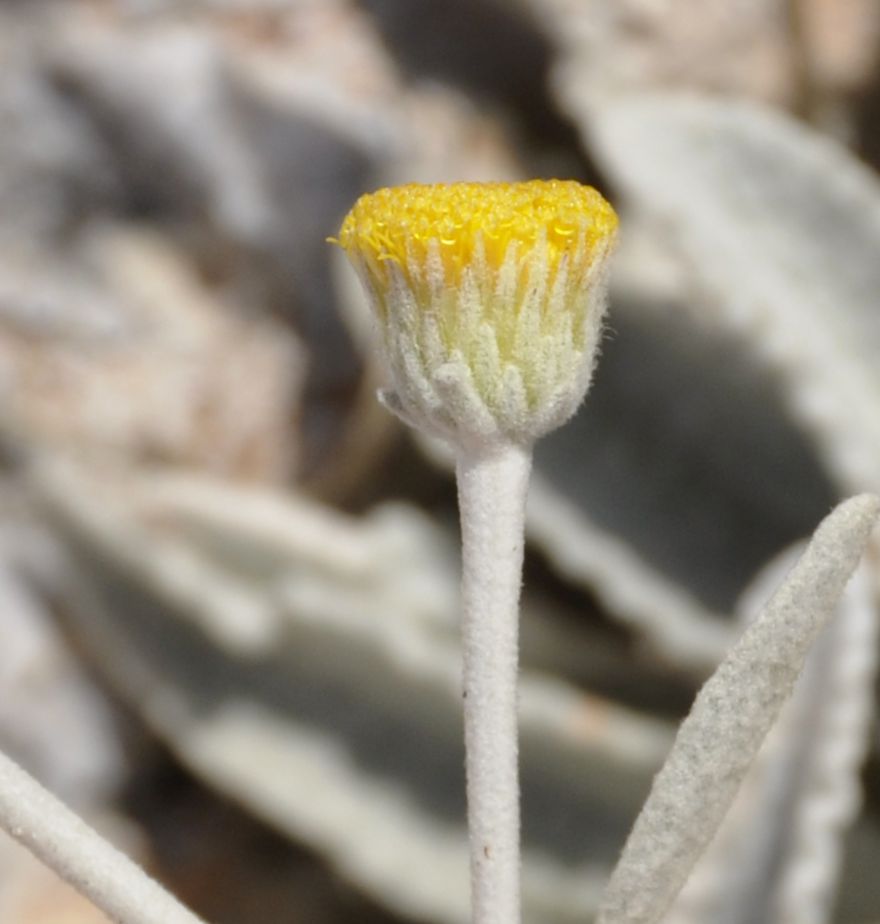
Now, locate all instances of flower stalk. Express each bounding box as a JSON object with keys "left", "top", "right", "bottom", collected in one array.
[
  {"left": 335, "top": 179, "right": 617, "bottom": 923},
  {"left": 457, "top": 442, "right": 531, "bottom": 923}
]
